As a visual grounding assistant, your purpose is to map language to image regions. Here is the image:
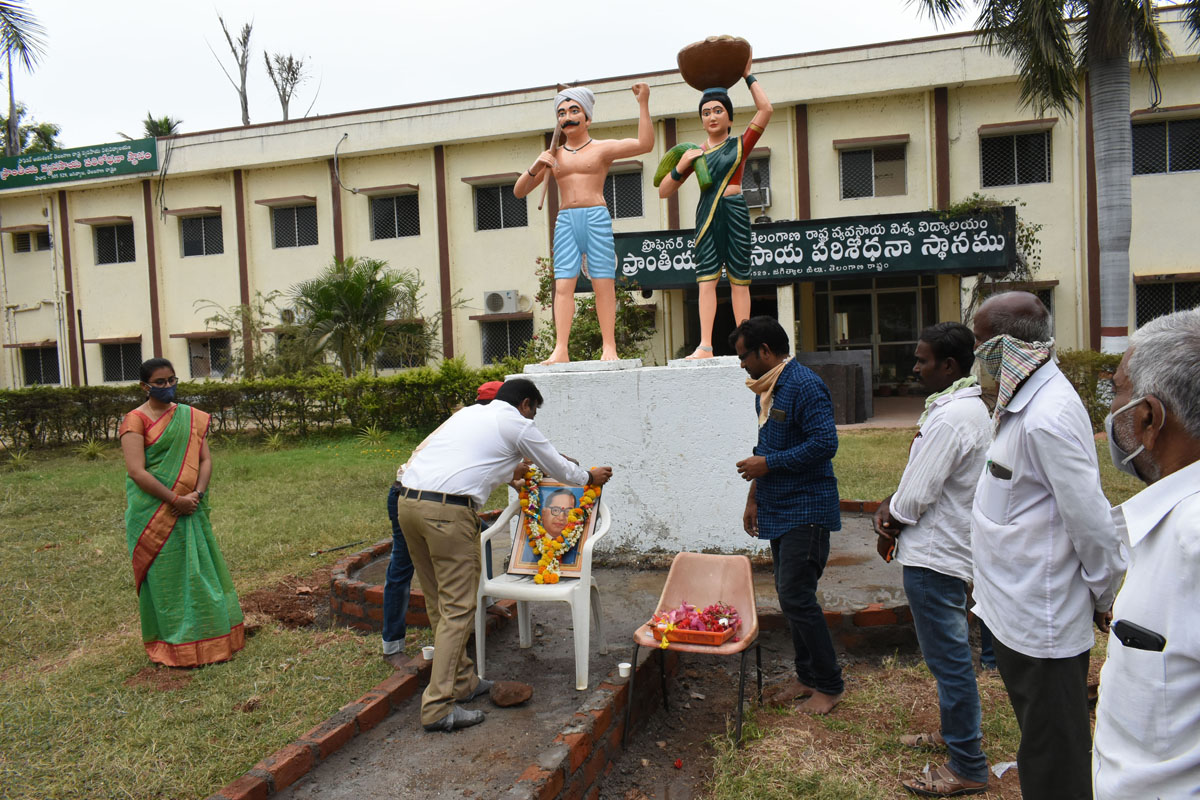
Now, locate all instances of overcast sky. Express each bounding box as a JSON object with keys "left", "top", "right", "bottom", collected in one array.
[{"left": 21, "top": 0, "right": 978, "bottom": 148}]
